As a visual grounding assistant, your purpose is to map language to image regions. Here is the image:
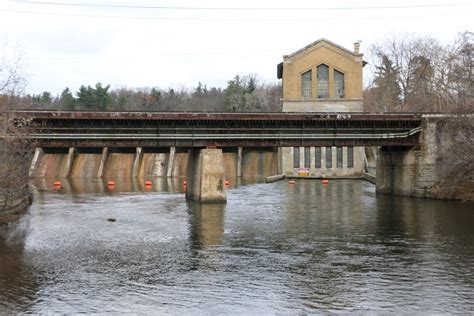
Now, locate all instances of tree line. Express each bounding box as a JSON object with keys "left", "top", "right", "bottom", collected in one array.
[{"left": 12, "top": 75, "right": 282, "bottom": 112}]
